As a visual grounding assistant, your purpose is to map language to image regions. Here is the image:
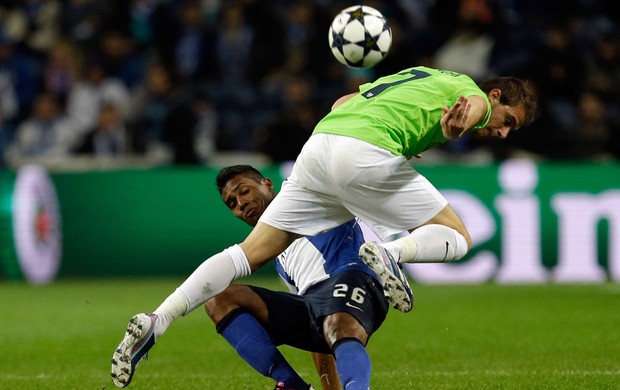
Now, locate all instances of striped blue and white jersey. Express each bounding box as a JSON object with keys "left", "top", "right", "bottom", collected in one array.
[{"left": 274, "top": 219, "right": 379, "bottom": 295}]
